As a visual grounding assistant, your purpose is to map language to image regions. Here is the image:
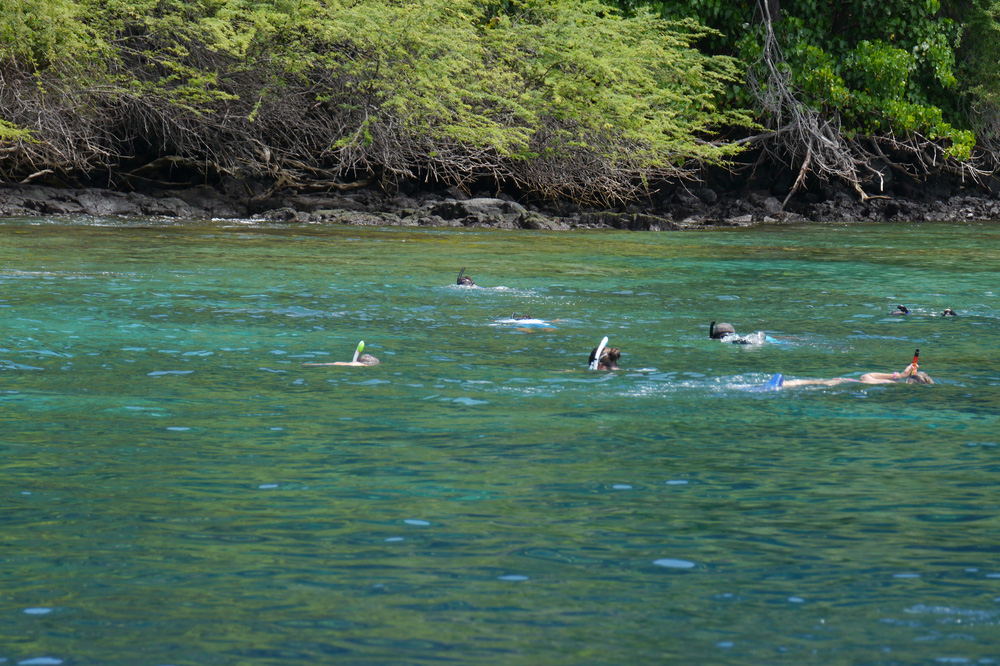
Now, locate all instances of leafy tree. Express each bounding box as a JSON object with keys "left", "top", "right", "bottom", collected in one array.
[
  {"left": 945, "top": 0, "right": 1000, "bottom": 149},
  {"left": 0, "top": 0, "right": 751, "bottom": 203},
  {"left": 611, "top": 0, "right": 988, "bottom": 199}
]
